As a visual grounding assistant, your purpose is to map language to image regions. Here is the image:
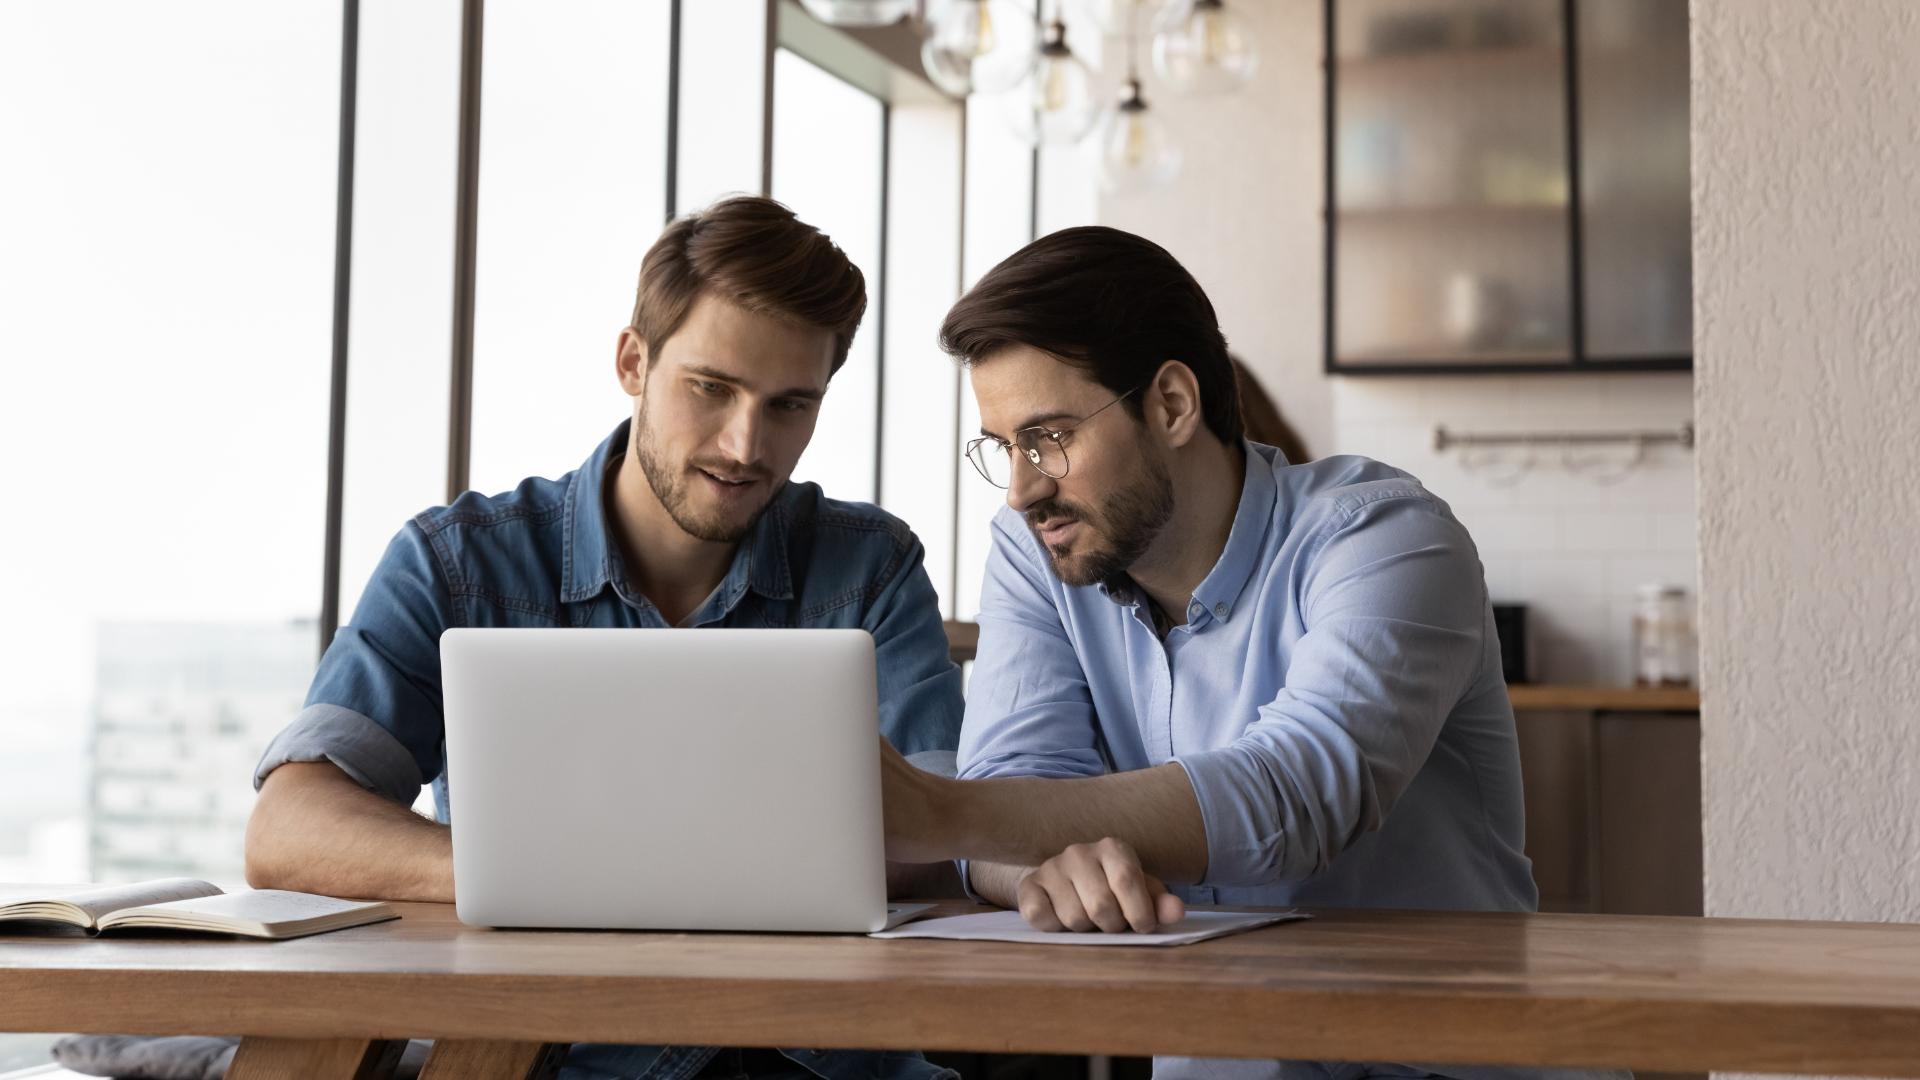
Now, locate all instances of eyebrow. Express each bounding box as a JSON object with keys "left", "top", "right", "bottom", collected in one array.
[
  {"left": 980, "top": 412, "right": 1075, "bottom": 441},
  {"left": 682, "top": 363, "right": 825, "bottom": 401}
]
